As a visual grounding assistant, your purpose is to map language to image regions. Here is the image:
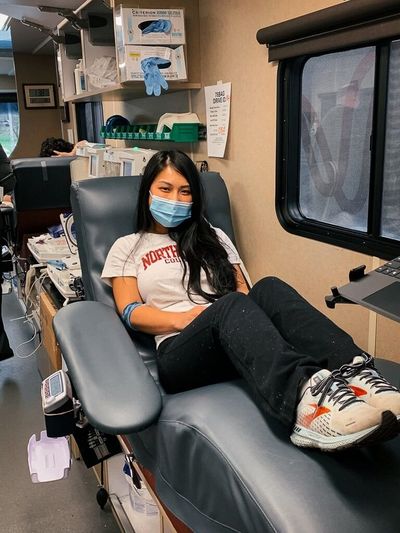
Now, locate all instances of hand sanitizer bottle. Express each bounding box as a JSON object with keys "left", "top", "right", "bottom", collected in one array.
[{"left": 74, "top": 59, "right": 86, "bottom": 94}]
